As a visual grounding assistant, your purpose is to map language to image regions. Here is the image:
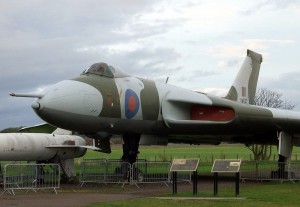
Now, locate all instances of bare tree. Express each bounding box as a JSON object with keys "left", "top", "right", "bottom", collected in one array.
[
  {"left": 254, "top": 88, "right": 295, "bottom": 110},
  {"left": 248, "top": 88, "right": 295, "bottom": 160}
]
